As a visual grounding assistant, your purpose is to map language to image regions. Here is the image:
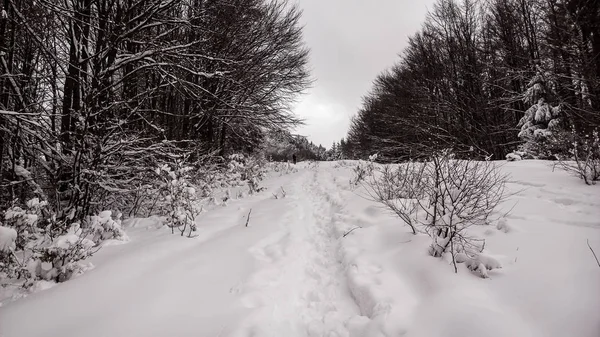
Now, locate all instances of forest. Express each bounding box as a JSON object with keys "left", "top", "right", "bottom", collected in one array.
[
  {"left": 0, "top": 0, "right": 312, "bottom": 218},
  {"left": 342, "top": 0, "right": 600, "bottom": 163}
]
